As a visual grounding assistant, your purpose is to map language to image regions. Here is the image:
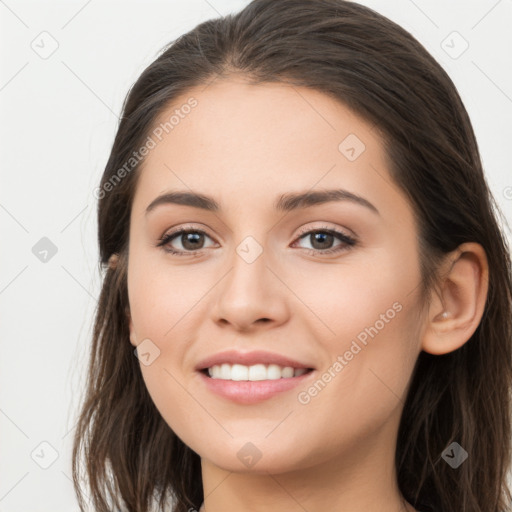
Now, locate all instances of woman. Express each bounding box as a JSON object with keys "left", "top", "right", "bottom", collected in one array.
[{"left": 72, "top": 1, "right": 512, "bottom": 511}]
